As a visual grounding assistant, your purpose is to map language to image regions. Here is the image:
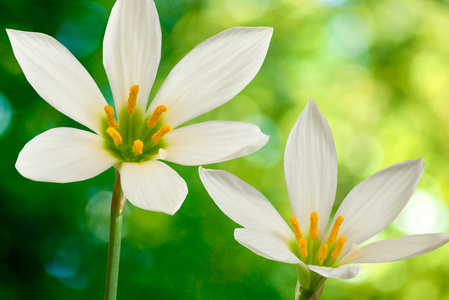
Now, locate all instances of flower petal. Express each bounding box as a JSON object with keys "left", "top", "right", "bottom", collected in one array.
[
  {"left": 120, "top": 161, "right": 187, "bottom": 215},
  {"left": 103, "top": 0, "right": 161, "bottom": 113},
  {"left": 235, "top": 228, "right": 302, "bottom": 264},
  {"left": 308, "top": 265, "right": 361, "bottom": 280},
  {"left": 163, "top": 121, "right": 268, "bottom": 166},
  {"left": 7, "top": 29, "right": 107, "bottom": 134},
  {"left": 199, "top": 167, "right": 295, "bottom": 241},
  {"left": 284, "top": 99, "right": 337, "bottom": 239},
  {"left": 148, "top": 27, "right": 273, "bottom": 128},
  {"left": 333, "top": 158, "right": 425, "bottom": 254},
  {"left": 338, "top": 233, "right": 449, "bottom": 265},
  {"left": 16, "top": 128, "right": 117, "bottom": 183}
]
